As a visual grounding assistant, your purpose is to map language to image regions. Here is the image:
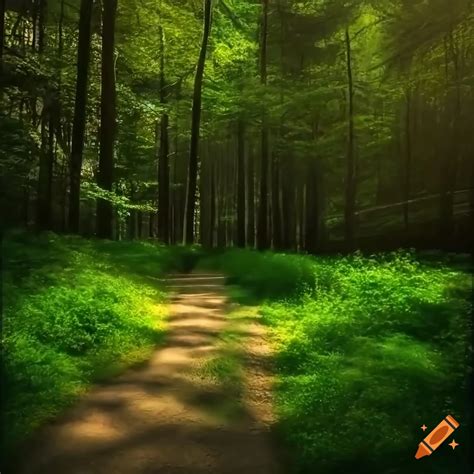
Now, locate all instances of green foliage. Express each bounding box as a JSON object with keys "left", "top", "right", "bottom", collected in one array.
[
  {"left": 200, "top": 249, "right": 316, "bottom": 300},
  {"left": 0, "top": 117, "right": 37, "bottom": 226},
  {"left": 208, "top": 249, "right": 471, "bottom": 474},
  {"left": 2, "top": 0, "right": 471, "bottom": 246},
  {"left": 270, "top": 253, "right": 470, "bottom": 474},
  {"left": 82, "top": 181, "right": 155, "bottom": 220},
  {"left": 198, "top": 354, "right": 242, "bottom": 389},
  {"left": 1, "top": 233, "right": 178, "bottom": 455}
]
